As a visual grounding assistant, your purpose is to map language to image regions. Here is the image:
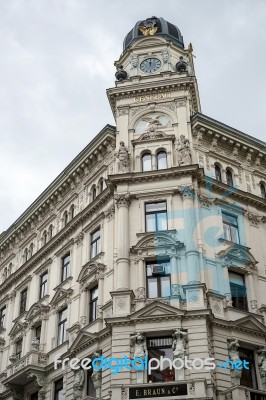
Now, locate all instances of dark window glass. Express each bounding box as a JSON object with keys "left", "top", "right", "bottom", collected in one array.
[
  {"left": 49, "top": 225, "right": 53, "bottom": 240},
  {"left": 146, "top": 260, "right": 171, "bottom": 298},
  {"left": 91, "top": 228, "right": 100, "bottom": 259},
  {"left": 226, "top": 169, "right": 233, "bottom": 186},
  {"left": 58, "top": 308, "right": 67, "bottom": 345},
  {"left": 145, "top": 202, "right": 167, "bottom": 232},
  {"left": 142, "top": 153, "right": 152, "bottom": 172},
  {"left": 31, "top": 393, "right": 39, "bottom": 400},
  {"left": 61, "top": 253, "right": 70, "bottom": 282},
  {"left": 222, "top": 213, "right": 240, "bottom": 244},
  {"left": 29, "top": 243, "right": 34, "bottom": 258},
  {"left": 89, "top": 286, "right": 98, "bottom": 323},
  {"left": 16, "top": 339, "right": 23, "bottom": 359},
  {"left": 147, "top": 337, "right": 175, "bottom": 383},
  {"left": 54, "top": 379, "right": 64, "bottom": 400},
  {"left": 40, "top": 271, "right": 48, "bottom": 299},
  {"left": 229, "top": 272, "right": 248, "bottom": 311},
  {"left": 0, "top": 306, "right": 6, "bottom": 328},
  {"left": 260, "top": 183, "right": 266, "bottom": 199},
  {"left": 87, "top": 369, "right": 96, "bottom": 397},
  {"left": 70, "top": 205, "right": 75, "bottom": 220},
  {"left": 215, "top": 164, "right": 222, "bottom": 182},
  {"left": 24, "top": 248, "right": 28, "bottom": 263},
  {"left": 35, "top": 325, "right": 41, "bottom": 342},
  {"left": 157, "top": 152, "right": 167, "bottom": 170},
  {"left": 239, "top": 348, "right": 257, "bottom": 389},
  {"left": 99, "top": 179, "right": 104, "bottom": 193},
  {"left": 20, "top": 289, "right": 27, "bottom": 314},
  {"left": 43, "top": 230, "right": 48, "bottom": 244},
  {"left": 63, "top": 211, "right": 68, "bottom": 227}
]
